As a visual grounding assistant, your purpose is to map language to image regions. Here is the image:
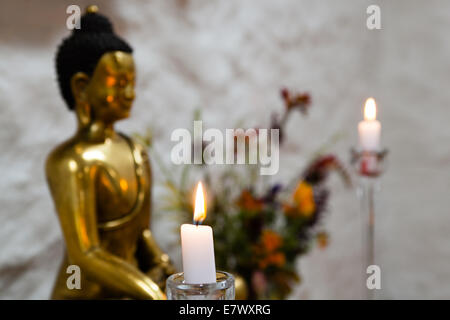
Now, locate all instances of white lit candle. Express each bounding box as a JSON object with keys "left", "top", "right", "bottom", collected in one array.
[
  {"left": 358, "top": 97, "right": 381, "bottom": 151},
  {"left": 180, "top": 182, "right": 216, "bottom": 284}
]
